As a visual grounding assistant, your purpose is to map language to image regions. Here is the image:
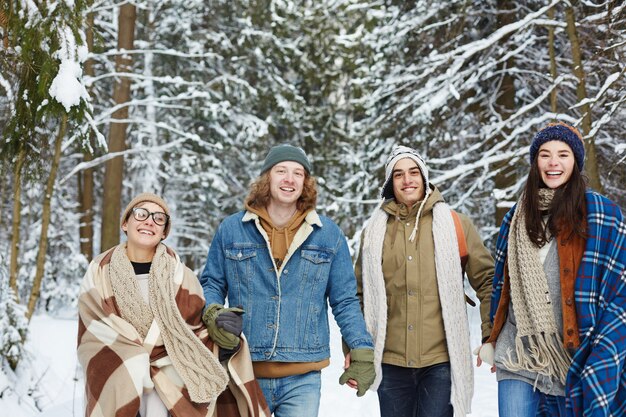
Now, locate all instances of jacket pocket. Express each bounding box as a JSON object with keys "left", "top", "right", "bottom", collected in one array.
[
  {"left": 420, "top": 295, "right": 447, "bottom": 357},
  {"left": 298, "top": 247, "right": 333, "bottom": 347},
  {"left": 224, "top": 246, "right": 258, "bottom": 310},
  {"left": 301, "top": 248, "right": 332, "bottom": 264},
  {"left": 384, "top": 293, "right": 407, "bottom": 358},
  {"left": 225, "top": 246, "right": 257, "bottom": 262},
  {"left": 224, "top": 247, "right": 257, "bottom": 281},
  {"left": 300, "top": 247, "right": 333, "bottom": 286}
]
